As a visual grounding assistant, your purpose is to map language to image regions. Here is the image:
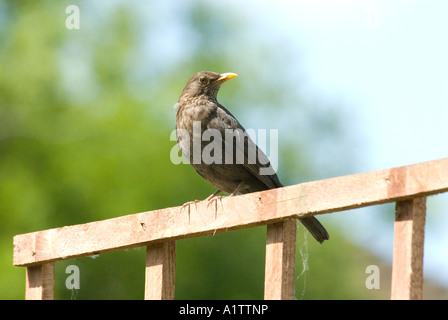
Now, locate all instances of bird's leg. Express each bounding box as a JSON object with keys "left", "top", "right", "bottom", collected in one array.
[
  {"left": 230, "top": 181, "right": 244, "bottom": 196},
  {"left": 181, "top": 190, "right": 222, "bottom": 222},
  {"left": 180, "top": 199, "right": 200, "bottom": 223},
  {"left": 207, "top": 181, "right": 244, "bottom": 215},
  {"left": 206, "top": 189, "right": 222, "bottom": 202},
  {"left": 182, "top": 189, "right": 221, "bottom": 211},
  {"left": 206, "top": 190, "right": 223, "bottom": 211}
]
